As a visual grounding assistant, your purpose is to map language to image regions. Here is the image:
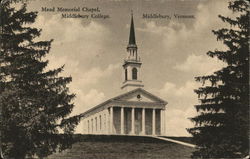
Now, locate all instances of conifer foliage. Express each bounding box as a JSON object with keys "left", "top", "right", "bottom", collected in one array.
[
  {"left": 188, "top": 0, "right": 249, "bottom": 158},
  {"left": 0, "top": 1, "right": 80, "bottom": 158}
]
